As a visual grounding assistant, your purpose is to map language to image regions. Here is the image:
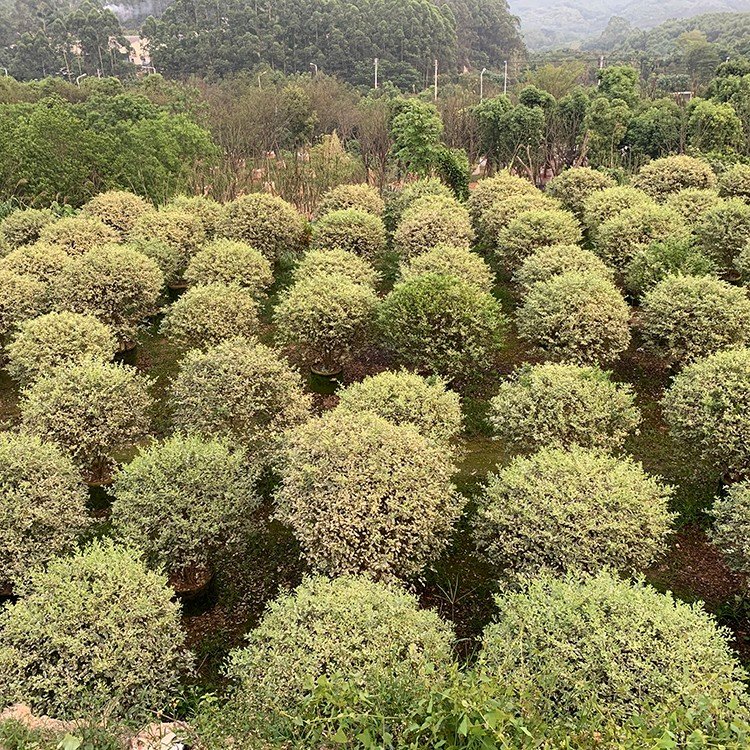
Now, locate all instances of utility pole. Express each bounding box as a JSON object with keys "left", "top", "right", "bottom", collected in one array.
[
  {"left": 374, "top": 57, "right": 378, "bottom": 89},
  {"left": 434, "top": 58, "right": 438, "bottom": 101},
  {"left": 503, "top": 60, "right": 508, "bottom": 95},
  {"left": 76, "top": 72, "right": 87, "bottom": 87},
  {"left": 480, "top": 67, "right": 487, "bottom": 102},
  {"left": 258, "top": 70, "right": 267, "bottom": 89},
  {"left": 309, "top": 62, "right": 318, "bottom": 76}
]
